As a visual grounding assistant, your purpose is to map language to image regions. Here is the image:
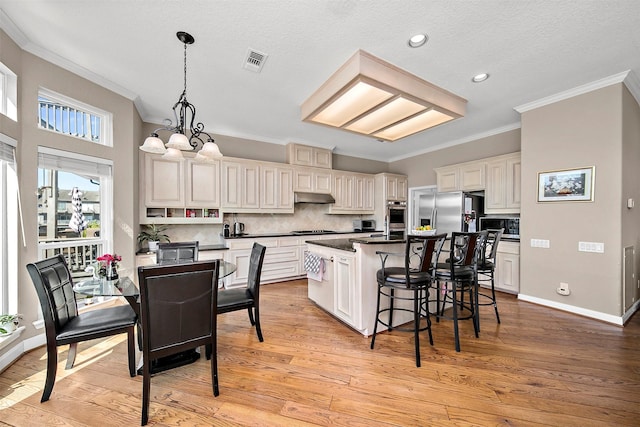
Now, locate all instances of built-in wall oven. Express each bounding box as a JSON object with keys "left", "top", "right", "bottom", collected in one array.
[{"left": 386, "top": 200, "right": 406, "bottom": 236}]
